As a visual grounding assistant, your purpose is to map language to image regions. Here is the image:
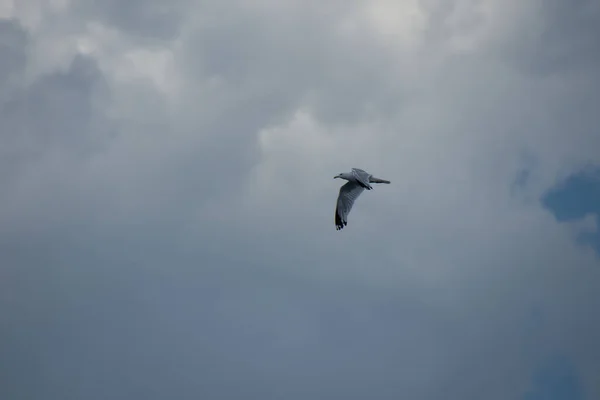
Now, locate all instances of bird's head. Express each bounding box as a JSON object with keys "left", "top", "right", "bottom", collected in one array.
[{"left": 334, "top": 172, "right": 349, "bottom": 180}]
